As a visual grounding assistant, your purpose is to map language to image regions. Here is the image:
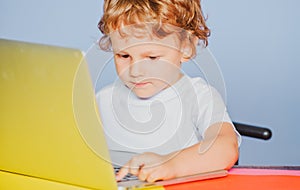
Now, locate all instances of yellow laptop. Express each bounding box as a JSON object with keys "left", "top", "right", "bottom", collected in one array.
[
  {"left": 0, "top": 38, "right": 119, "bottom": 189},
  {"left": 0, "top": 39, "right": 227, "bottom": 190}
]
